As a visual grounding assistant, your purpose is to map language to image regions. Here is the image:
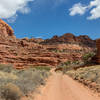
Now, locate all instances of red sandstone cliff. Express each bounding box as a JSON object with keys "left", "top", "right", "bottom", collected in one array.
[
  {"left": 0, "top": 19, "right": 96, "bottom": 69},
  {"left": 41, "top": 33, "right": 95, "bottom": 47},
  {"left": 0, "top": 19, "right": 14, "bottom": 37}
]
